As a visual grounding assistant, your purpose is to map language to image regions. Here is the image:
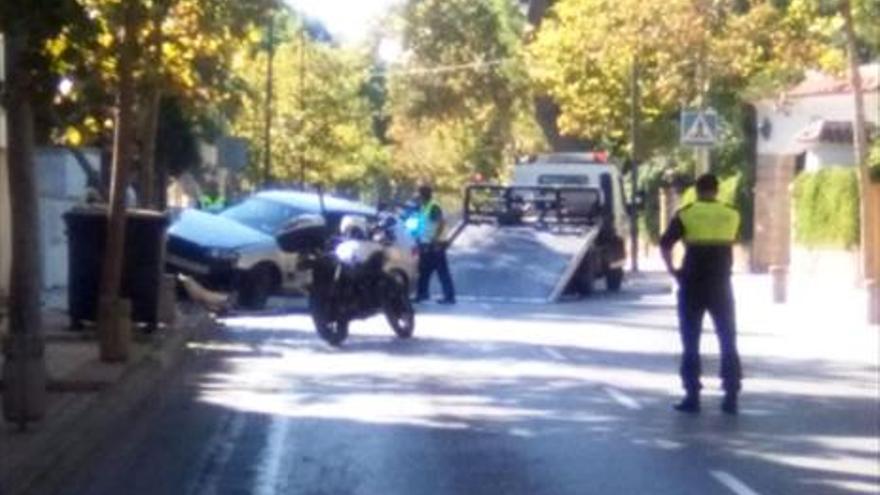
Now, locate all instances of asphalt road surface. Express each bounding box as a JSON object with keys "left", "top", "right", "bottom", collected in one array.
[{"left": 62, "top": 275, "right": 879, "bottom": 495}]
